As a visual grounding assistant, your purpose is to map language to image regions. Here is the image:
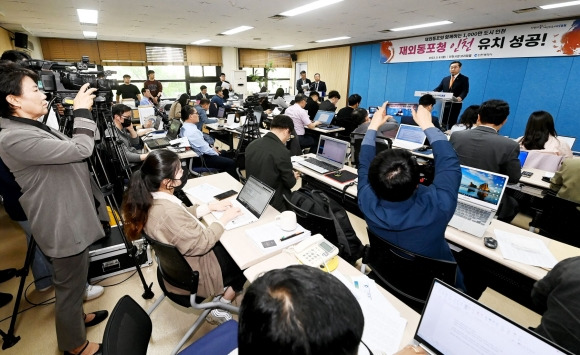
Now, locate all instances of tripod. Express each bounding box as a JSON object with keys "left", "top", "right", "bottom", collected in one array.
[{"left": 234, "top": 107, "right": 263, "bottom": 165}]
